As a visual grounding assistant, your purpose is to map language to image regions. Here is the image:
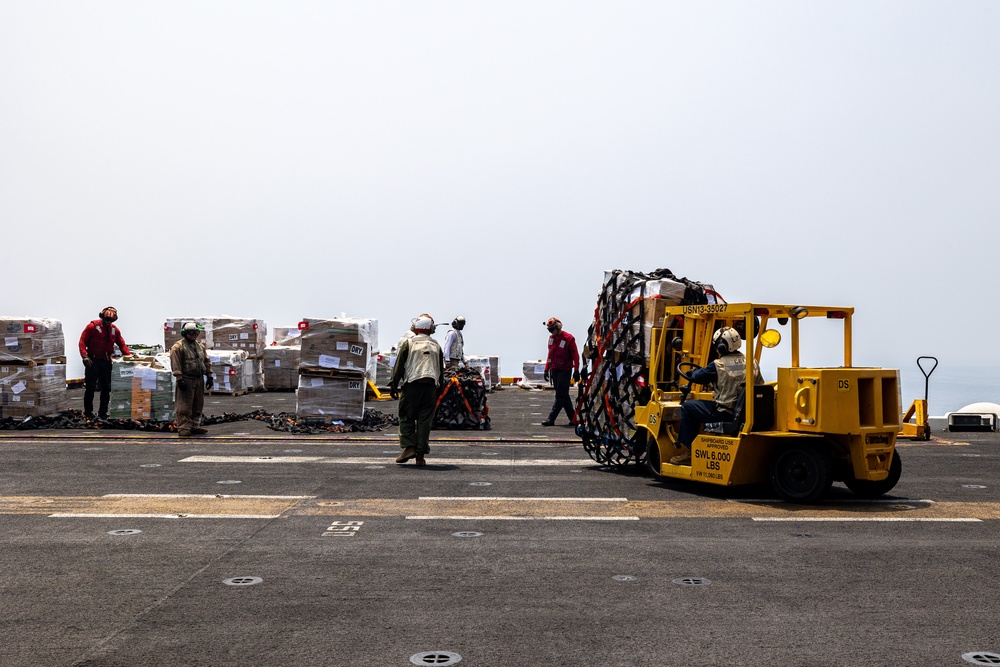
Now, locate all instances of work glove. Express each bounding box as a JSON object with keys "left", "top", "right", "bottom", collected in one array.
[
  {"left": 389, "top": 384, "right": 399, "bottom": 400},
  {"left": 573, "top": 369, "right": 580, "bottom": 383},
  {"left": 543, "top": 369, "right": 550, "bottom": 383},
  {"left": 177, "top": 377, "right": 189, "bottom": 391},
  {"left": 82, "top": 357, "right": 93, "bottom": 368},
  {"left": 205, "top": 374, "right": 214, "bottom": 391}
]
